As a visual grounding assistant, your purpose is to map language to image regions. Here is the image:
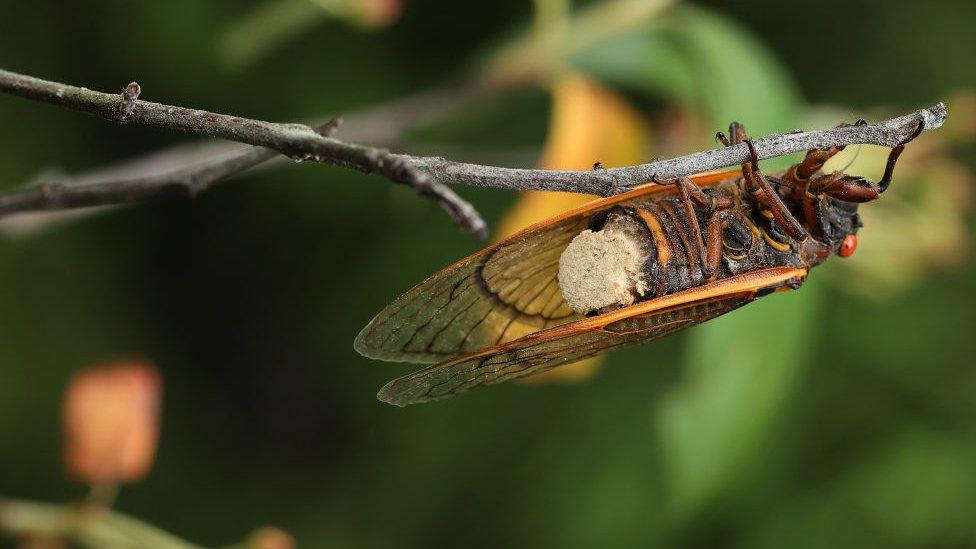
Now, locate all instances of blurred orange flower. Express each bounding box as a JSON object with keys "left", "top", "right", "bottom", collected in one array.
[
  {"left": 500, "top": 72, "right": 651, "bottom": 384},
  {"left": 62, "top": 358, "right": 162, "bottom": 485},
  {"left": 357, "top": 0, "right": 404, "bottom": 26},
  {"left": 248, "top": 526, "right": 296, "bottom": 549}
]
